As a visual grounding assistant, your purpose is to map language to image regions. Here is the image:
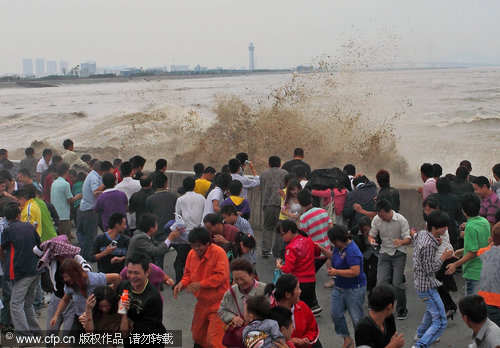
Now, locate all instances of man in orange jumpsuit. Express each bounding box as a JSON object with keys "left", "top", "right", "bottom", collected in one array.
[{"left": 174, "top": 227, "right": 230, "bottom": 348}]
